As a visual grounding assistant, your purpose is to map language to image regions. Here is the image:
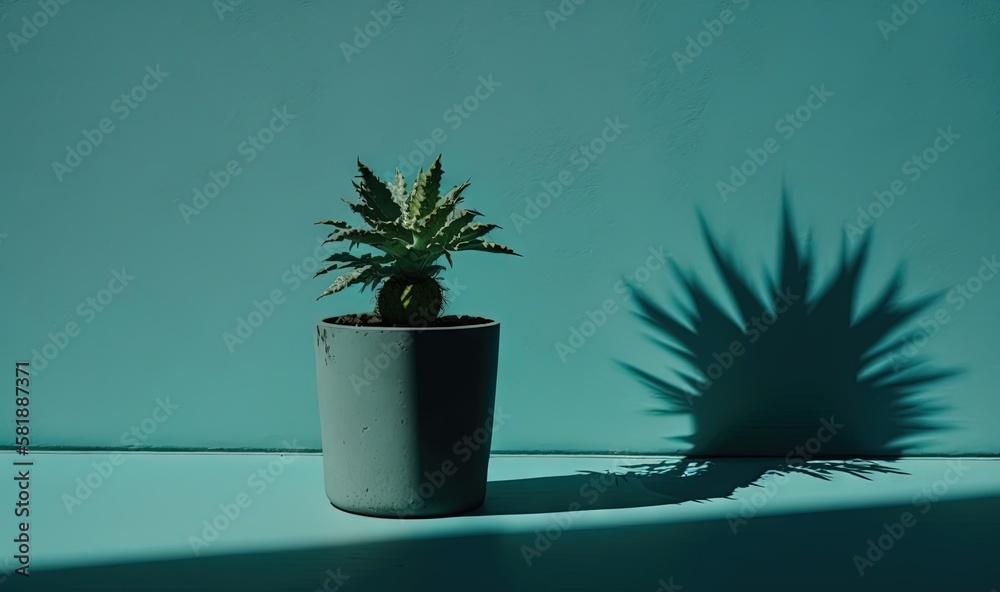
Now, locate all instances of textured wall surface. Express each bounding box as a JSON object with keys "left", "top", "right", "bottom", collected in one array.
[{"left": 1, "top": 0, "right": 997, "bottom": 454}]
